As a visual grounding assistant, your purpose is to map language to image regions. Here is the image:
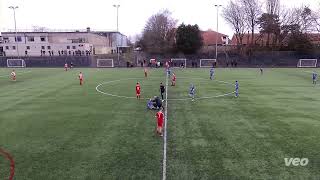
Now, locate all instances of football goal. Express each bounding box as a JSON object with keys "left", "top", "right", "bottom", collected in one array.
[
  {"left": 7, "top": 59, "right": 26, "bottom": 68},
  {"left": 171, "top": 58, "right": 187, "bottom": 68},
  {"left": 97, "top": 59, "right": 114, "bottom": 68},
  {"left": 200, "top": 59, "right": 217, "bottom": 68},
  {"left": 297, "top": 59, "right": 317, "bottom": 68}
]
